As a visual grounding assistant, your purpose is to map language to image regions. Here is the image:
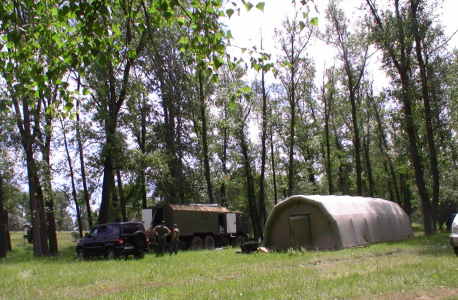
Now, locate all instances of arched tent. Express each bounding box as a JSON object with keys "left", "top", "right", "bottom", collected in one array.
[{"left": 262, "top": 195, "right": 413, "bottom": 251}]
